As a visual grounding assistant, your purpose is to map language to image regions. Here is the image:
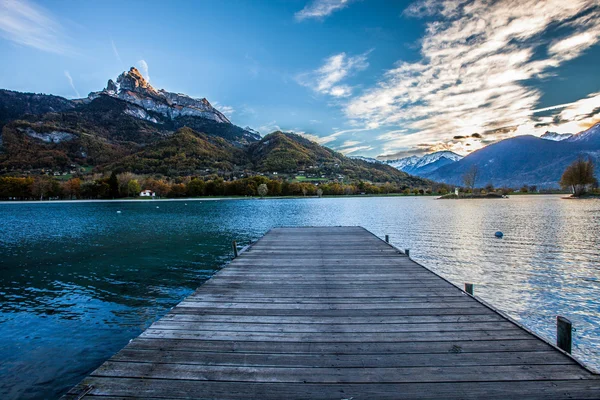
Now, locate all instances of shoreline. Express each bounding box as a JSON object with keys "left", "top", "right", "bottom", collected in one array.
[{"left": 0, "top": 193, "right": 570, "bottom": 205}]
